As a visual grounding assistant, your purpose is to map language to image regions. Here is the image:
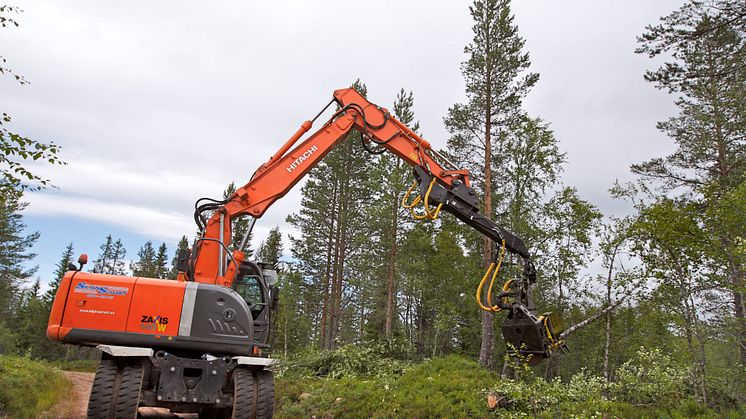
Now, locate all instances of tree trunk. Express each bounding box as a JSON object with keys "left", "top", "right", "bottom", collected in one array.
[
  {"left": 319, "top": 180, "right": 338, "bottom": 349},
  {"left": 479, "top": 71, "right": 494, "bottom": 368},
  {"left": 732, "top": 267, "right": 746, "bottom": 365},
  {"left": 330, "top": 168, "right": 350, "bottom": 349},
  {"left": 560, "top": 297, "right": 626, "bottom": 340},
  {"left": 603, "top": 242, "right": 619, "bottom": 382},
  {"left": 385, "top": 188, "right": 398, "bottom": 338},
  {"left": 706, "top": 43, "right": 746, "bottom": 366}
]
